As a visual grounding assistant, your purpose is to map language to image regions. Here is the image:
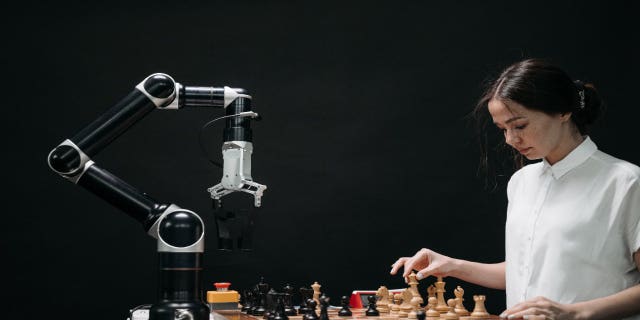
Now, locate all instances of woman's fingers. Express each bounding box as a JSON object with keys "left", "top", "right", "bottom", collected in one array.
[{"left": 390, "top": 257, "right": 408, "bottom": 275}]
